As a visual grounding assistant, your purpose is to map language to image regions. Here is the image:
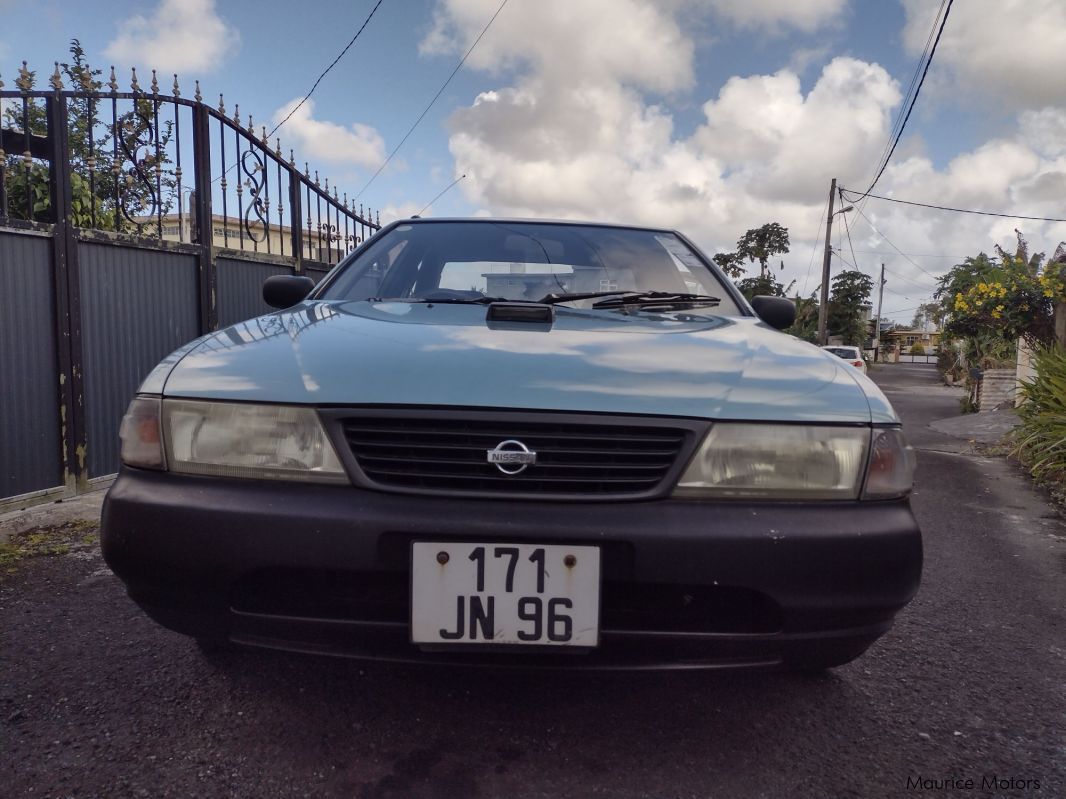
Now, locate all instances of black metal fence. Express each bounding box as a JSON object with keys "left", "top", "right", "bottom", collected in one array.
[{"left": 1, "top": 60, "right": 381, "bottom": 507}]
